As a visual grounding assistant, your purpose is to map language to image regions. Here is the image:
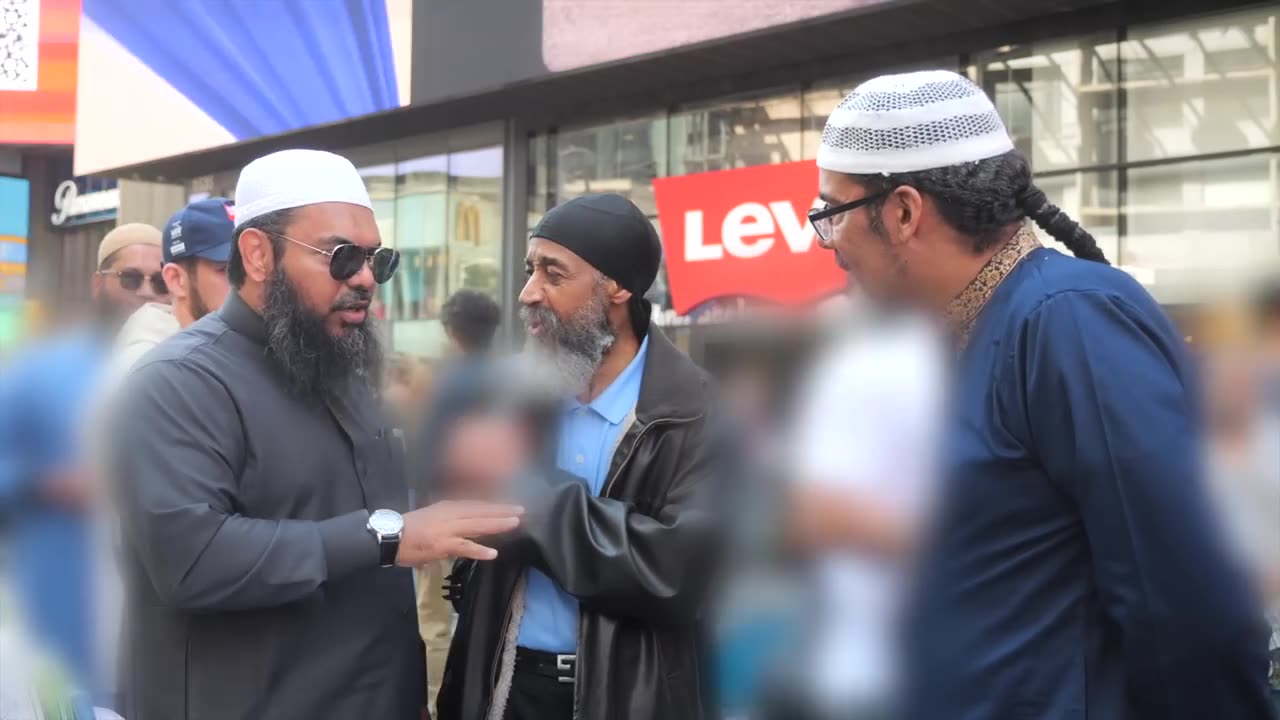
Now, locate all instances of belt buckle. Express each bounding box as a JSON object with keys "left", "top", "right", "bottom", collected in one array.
[{"left": 556, "top": 654, "right": 577, "bottom": 684}]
